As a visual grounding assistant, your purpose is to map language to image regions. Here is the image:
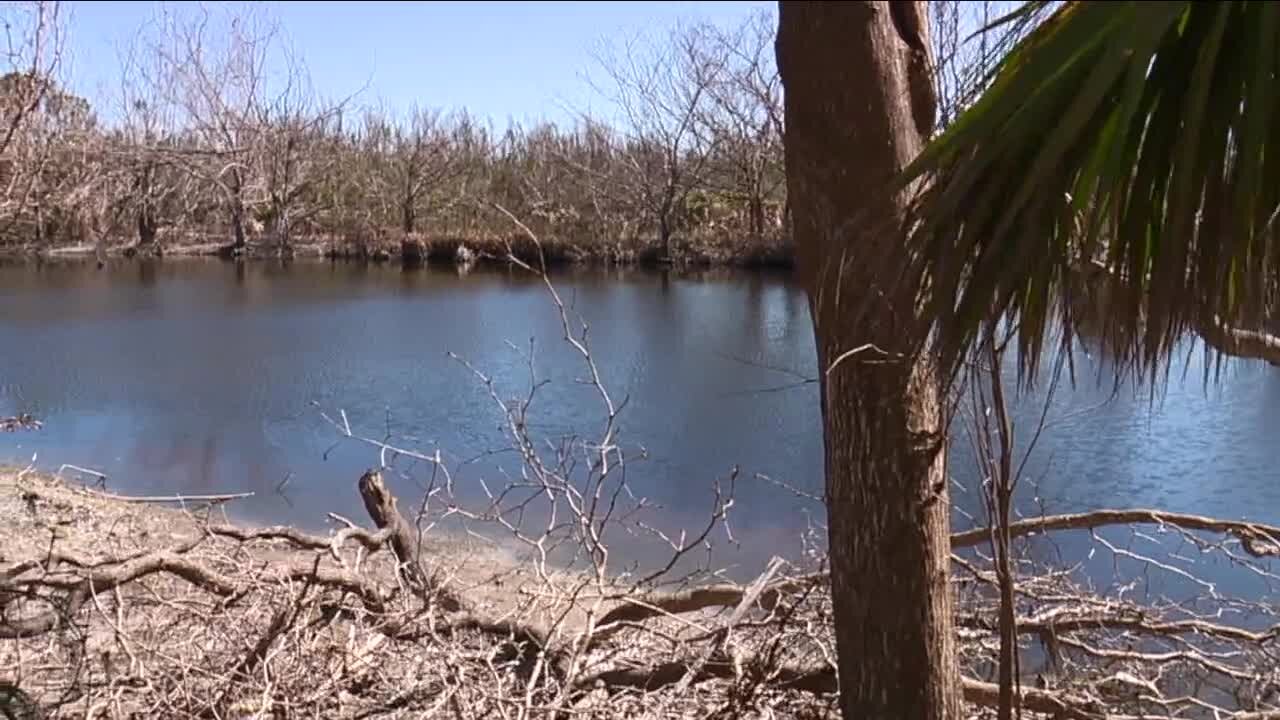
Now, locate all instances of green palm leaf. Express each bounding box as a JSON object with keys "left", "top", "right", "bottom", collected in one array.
[{"left": 903, "top": 1, "right": 1280, "bottom": 388}]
